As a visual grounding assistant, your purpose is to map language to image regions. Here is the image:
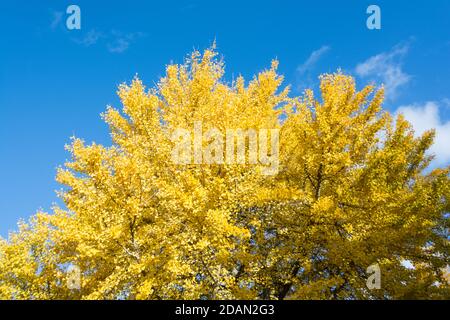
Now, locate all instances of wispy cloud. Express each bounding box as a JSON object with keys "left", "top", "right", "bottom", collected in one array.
[
  {"left": 296, "top": 45, "right": 330, "bottom": 92},
  {"left": 442, "top": 98, "right": 450, "bottom": 108},
  {"left": 396, "top": 100, "right": 450, "bottom": 166},
  {"left": 50, "top": 10, "right": 64, "bottom": 30},
  {"left": 107, "top": 31, "right": 145, "bottom": 54},
  {"left": 297, "top": 45, "right": 330, "bottom": 75},
  {"left": 108, "top": 38, "right": 130, "bottom": 53},
  {"left": 356, "top": 43, "right": 411, "bottom": 100},
  {"left": 74, "top": 29, "right": 103, "bottom": 47},
  {"left": 72, "top": 29, "right": 145, "bottom": 53},
  {"left": 179, "top": 3, "right": 198, "bottom": 11}
]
